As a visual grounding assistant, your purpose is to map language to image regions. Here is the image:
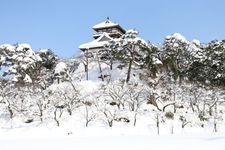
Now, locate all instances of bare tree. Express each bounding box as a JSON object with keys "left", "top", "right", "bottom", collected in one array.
[
  {"left": 179, "top": 116, "right": 191, "bottom": 129},
  {"left": 48, "top": 90, "right": 66, "bottom": 126},
  {"left": 53, "top": 106, "right": 64, "bottom": 126},
  {"left": 34, "top": 89, "right": 50, "bottom": 122},
  {"left": 126, "top": 84, "right": 146, "bottom": 126},
  {"left": 61, "top": 91, "right": 81, "bottom": 116},
  {"left": 104, "top": 83, "right": 127, "bottom": 110},
  {"left": 1, "top": 93, "right": 14, "bottom": 119},
  {"left": 82, "top": 101, "right": 96, "bottom": 127},
  {"left": 8, "top": 89, "right": 31, "bottom": 119},
  {"left": 102, "top": 109, "right": 117, "bottom": 127},
  {"left": 0, "top": 82, "right": 16, "bottom": 119},
  {"left": 95, "top": 97, "right": 119, "bottom": 127}
]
